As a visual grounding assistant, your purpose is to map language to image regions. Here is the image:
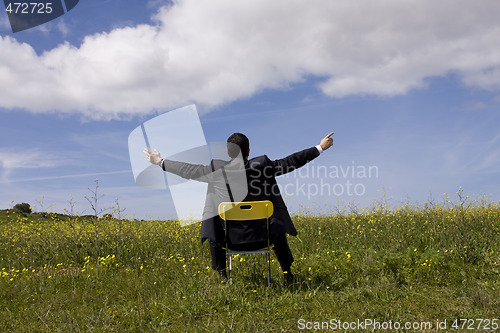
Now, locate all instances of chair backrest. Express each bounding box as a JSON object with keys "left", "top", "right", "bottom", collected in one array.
[{"left": 218, "top": 201, "right": 274, "bottom": 221}]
